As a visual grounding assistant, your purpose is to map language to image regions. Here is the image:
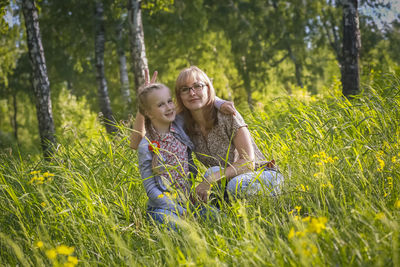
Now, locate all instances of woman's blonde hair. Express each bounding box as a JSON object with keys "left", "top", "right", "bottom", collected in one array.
[{"left": 175, "top": 66, "right": 217, "bottom": 136}]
